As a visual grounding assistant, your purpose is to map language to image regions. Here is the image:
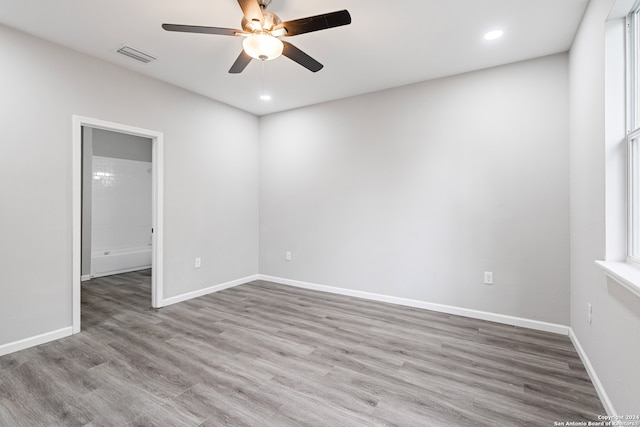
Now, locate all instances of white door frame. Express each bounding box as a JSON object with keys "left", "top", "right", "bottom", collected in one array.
[{"left": 72, "top": 115, "right": 164, "bottom": 333}]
